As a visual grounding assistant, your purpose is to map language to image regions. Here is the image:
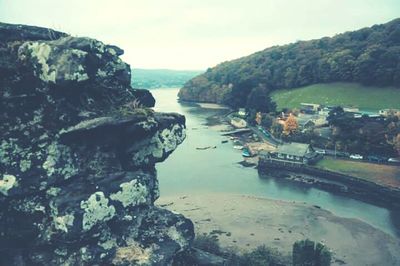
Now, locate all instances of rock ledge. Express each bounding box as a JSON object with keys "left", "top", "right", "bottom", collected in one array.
[{"left": 0, "top": 22, "right": 193, "bottom": 265}]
